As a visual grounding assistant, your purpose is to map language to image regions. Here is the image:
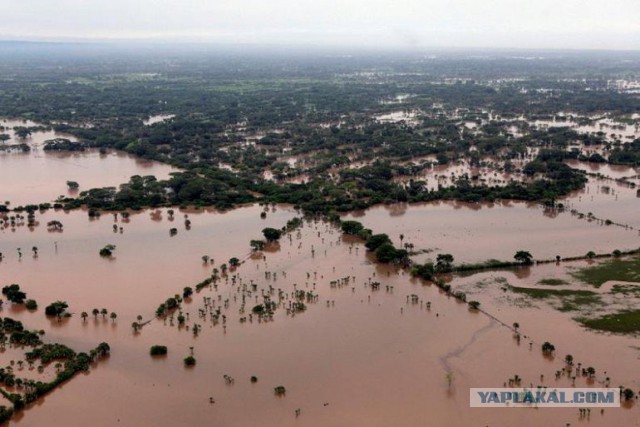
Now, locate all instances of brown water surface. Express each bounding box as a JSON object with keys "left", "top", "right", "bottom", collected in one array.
[
  {"left": 0, "top": 206, "right": 638, "bottom": 426},
  {"left": 0, "top": 118, "right": 178, "bottom": 206}
]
